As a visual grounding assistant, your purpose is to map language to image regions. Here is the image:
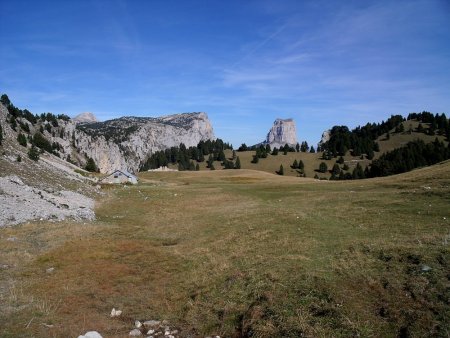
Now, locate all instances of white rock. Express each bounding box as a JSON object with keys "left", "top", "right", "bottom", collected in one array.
[
  {"left": 130, "top": 328, "right": 142, "bottom": 336},
  {"left": 263, "top": 118, "right": 297, "bottom": 148},
  {"left": 135, "top": 320, "right": 143, "bottom": 328},
  {"left": 77, "top": 331, "right": 103, "bottom": 338},
  {"left": 144, "top": 320, "right": 161, "bottom": 328},
  {"left": 147, "top": 329, "right": 155, "bottom": 335},
  {"left": 66, "top": 112, "right": 214, "bottom": 173},
  {"left": 110, "top": 308, "right": 122, "bottom": 317},
  {"left": 46, "top": 267, "right": 55, "bottom": 273}
]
